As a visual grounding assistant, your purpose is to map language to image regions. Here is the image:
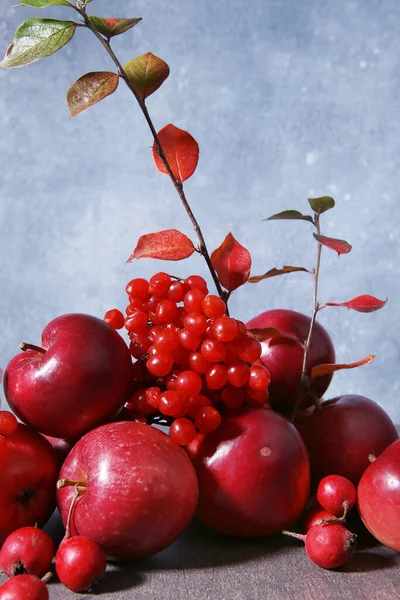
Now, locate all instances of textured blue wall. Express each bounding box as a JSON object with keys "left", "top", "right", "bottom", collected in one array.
[{"left": 1, "top": 0, "right": 399, "bottom": 421}]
